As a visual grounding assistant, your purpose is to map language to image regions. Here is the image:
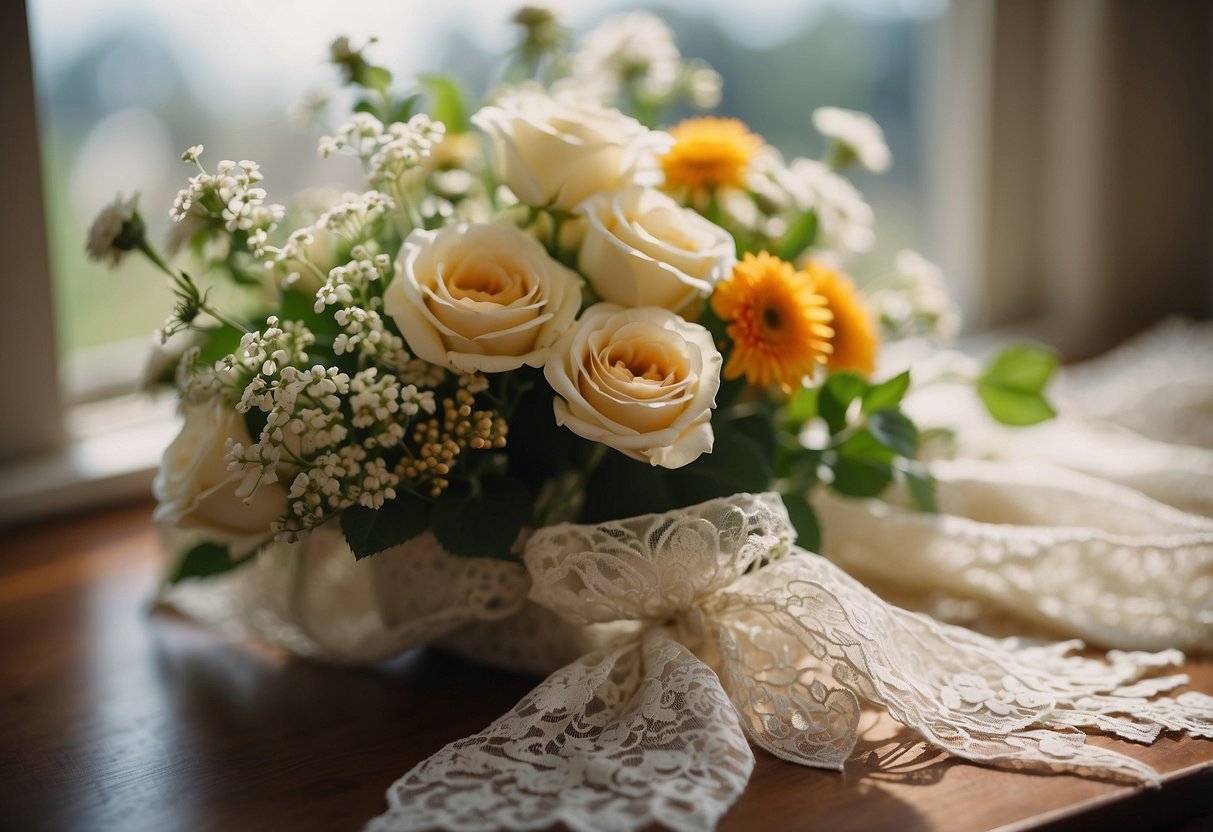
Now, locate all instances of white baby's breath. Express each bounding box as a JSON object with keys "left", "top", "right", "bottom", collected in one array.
[{"left": 813, "top": 106, "right": 891, "bottom": 173}]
